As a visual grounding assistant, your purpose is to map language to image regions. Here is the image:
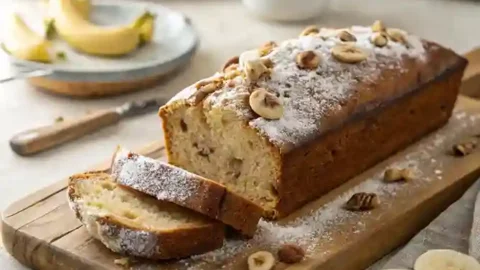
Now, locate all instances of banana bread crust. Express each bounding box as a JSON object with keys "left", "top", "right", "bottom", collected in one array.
[
  {"left": 111, "top": 148, "right": 263, "bottom": 236},
  {"left": 67, "top": 172, "right": 225, "bottom": 259},
  {"left": 159, "top": 24, "right": 467, "bottom": 218}
]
